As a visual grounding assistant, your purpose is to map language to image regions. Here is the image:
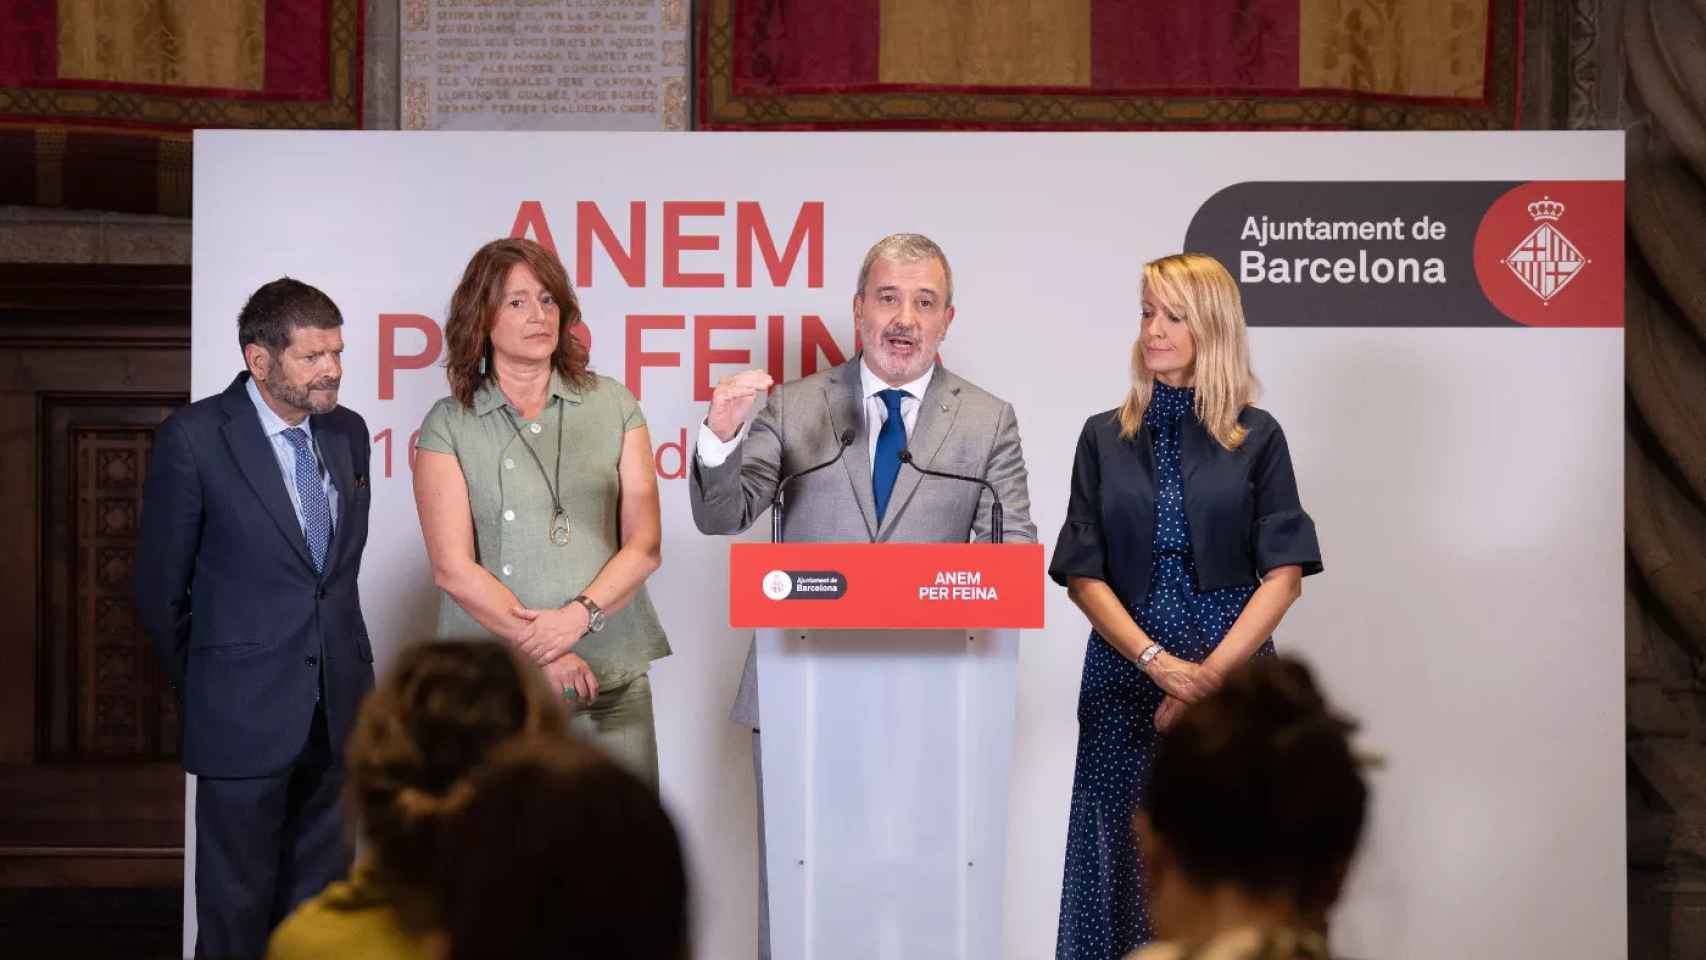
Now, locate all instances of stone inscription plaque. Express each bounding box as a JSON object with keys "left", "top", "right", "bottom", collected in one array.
[{"left": 402, "top": 0, "right": 688, "bottom": 130}]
